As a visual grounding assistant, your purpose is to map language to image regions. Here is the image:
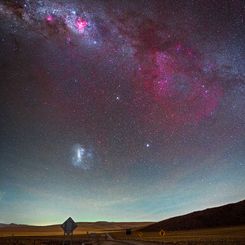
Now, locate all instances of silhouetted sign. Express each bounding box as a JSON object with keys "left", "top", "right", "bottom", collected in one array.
[
  {"left": 159, "top": 229, "right": 165, "bottom": 237},
  {"left": 61, "top": 217, "right": 77, "bottom": 235},
  {"left": 126, "top": 229, "right": 132, "bottom": 235}
]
